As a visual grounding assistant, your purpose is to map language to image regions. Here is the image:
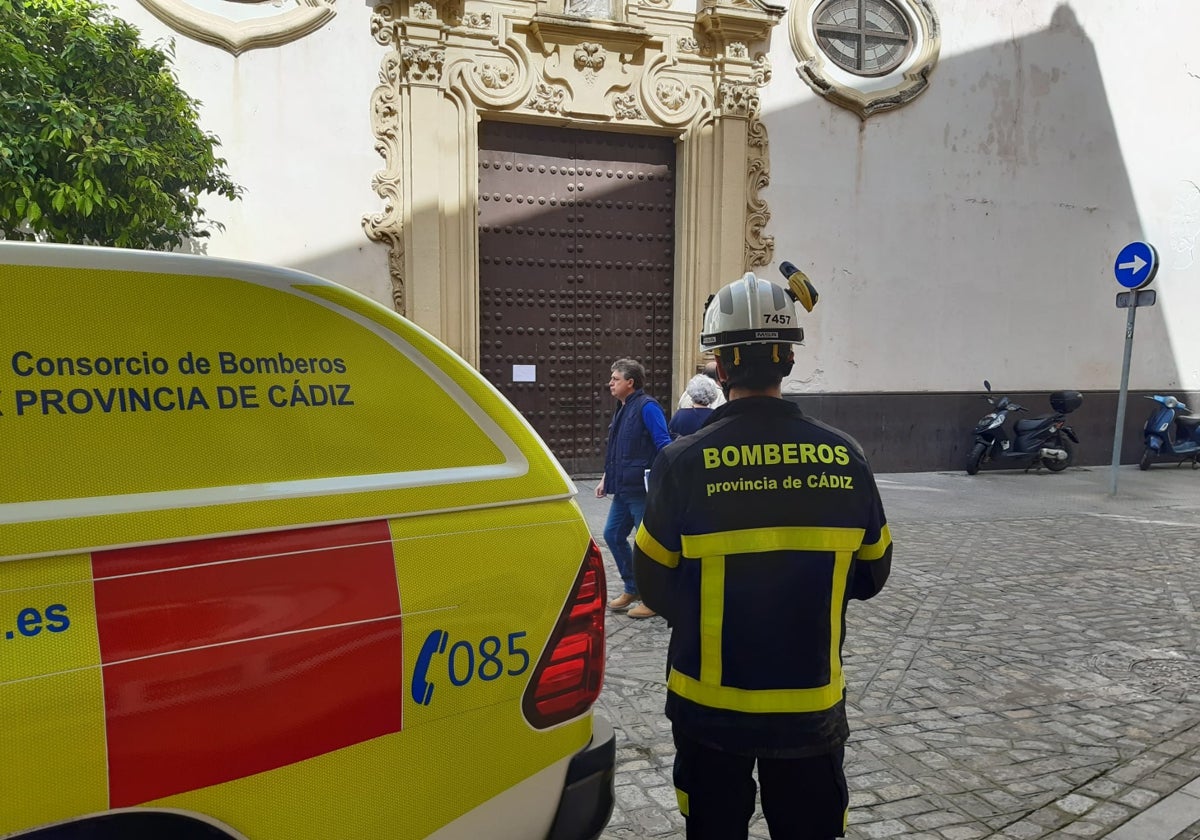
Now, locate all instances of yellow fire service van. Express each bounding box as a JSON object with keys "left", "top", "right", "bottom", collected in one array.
[{"left": 0, "top": 243, "right": 614, "bottom": 840}]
